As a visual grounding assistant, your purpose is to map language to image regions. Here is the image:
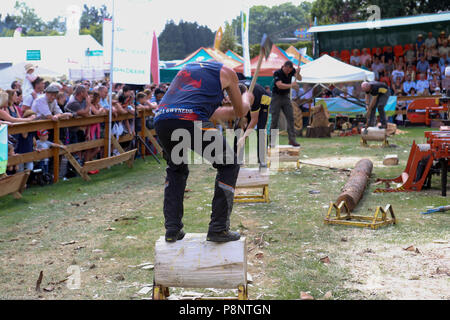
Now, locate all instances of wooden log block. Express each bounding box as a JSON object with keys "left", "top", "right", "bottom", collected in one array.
[
  {"left": 236, "top": 168, "right": 269, "bottom": 188},
  {"left": 383, "top": 155, "right": 399, "bottom": 166},
  {"left": 268, "top": 145, "right": 300, "bottom": 157},
  {"left": 386, "top": 123, "right": 397, "bottom": 136},
  {"left": 306, "top": 125, "right": 332, "bottom": 138},
  {"left": 361, "top": 127, "right": 387, "bottom": 141},
  {"left": 0, "top": 170, "right": 30, "bottom": 199},
  {"left": 154, "top": 233, "right": 247, "bottom": 289},
  {"left": 336, "top": 159, "right": 373, "bottom": 212}
]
